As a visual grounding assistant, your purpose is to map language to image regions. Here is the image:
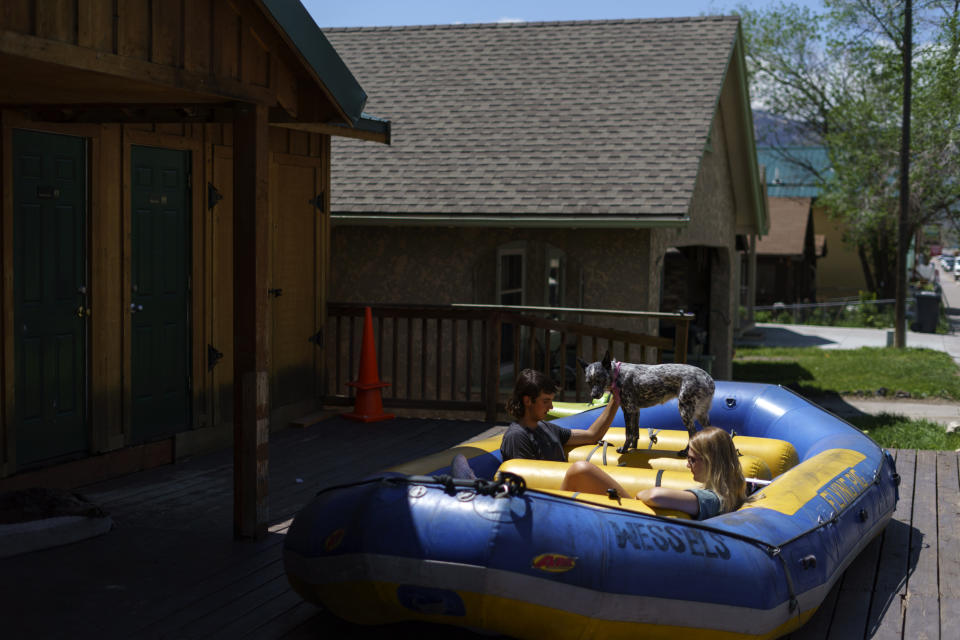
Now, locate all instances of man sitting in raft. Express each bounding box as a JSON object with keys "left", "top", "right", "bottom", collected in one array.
[
  {"left": 494, "top": 369, "right": 745, "bottom": 520},
  {"left": 451, "top": 368, "right": 614, "bottom": 480},
  {"left": 500, "top": 368, "right": 620, "bottom": 462}
]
